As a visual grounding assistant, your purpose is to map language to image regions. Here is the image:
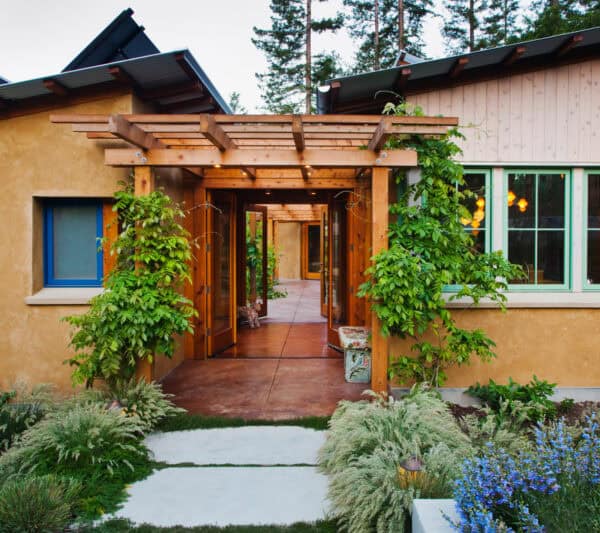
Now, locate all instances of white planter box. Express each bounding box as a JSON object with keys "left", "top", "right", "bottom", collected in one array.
[{"left": 412, "top": 499, "right": 458, "bottom": 533}]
